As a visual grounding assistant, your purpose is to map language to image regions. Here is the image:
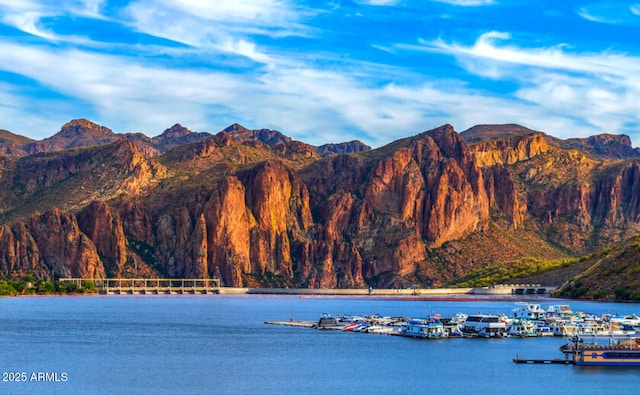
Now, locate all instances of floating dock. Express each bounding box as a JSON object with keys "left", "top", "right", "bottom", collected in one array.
[
  {"left": 264, "top": 321, "right": 316, "bottom": 328},
  {"left": 513, "top": 356, "right": 573, "bottom": 365}
]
